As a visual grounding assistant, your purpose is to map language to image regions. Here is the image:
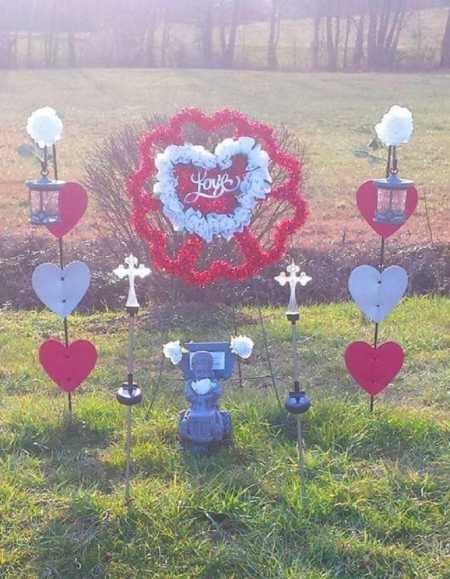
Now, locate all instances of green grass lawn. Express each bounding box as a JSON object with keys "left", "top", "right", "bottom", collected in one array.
[
  {"left": 1, "top": 68, "right": 449, "bottom": 252},
  {"left": 2, "top": 69, "right": 450, "bottom": 215},
  {"left": 0, "top": 297, "right": 448, "bottom": 577}
]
